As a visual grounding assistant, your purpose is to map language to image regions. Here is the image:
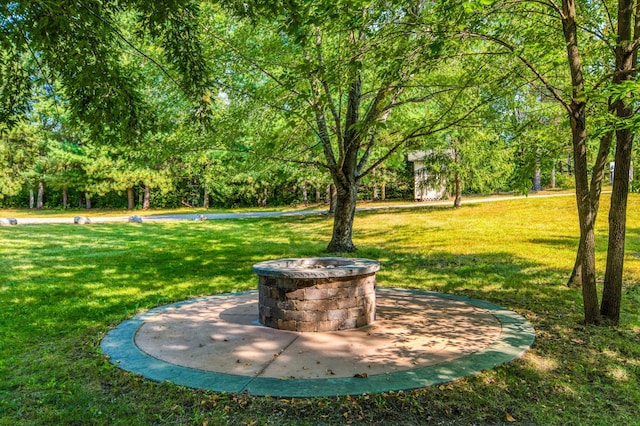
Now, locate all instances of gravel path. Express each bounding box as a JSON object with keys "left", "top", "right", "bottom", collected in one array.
[{"left": 5, "top": 192, "right": 576, "bottom": 225}]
